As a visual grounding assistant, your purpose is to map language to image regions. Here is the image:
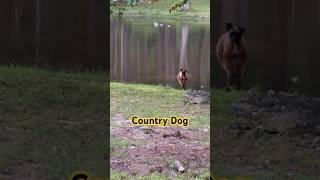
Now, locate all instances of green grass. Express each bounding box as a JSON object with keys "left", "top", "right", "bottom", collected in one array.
[
  {"left": 212, "top": 89, "right": 246, "bottom": 127},
  {"left": 0, "top": 65, "right": 108, "bottom": 179},
  {"left": 111, "top": 0, "right": 210, "bottom": 20},
  {"left": 110, "top": 82, "right": 209, "bottom": 128},
  {"left": 111, "top": 169, "right": 210, "bottom": 180},
  {"left": 3, "top": 64, "right": 318, "bottom": 179}
]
